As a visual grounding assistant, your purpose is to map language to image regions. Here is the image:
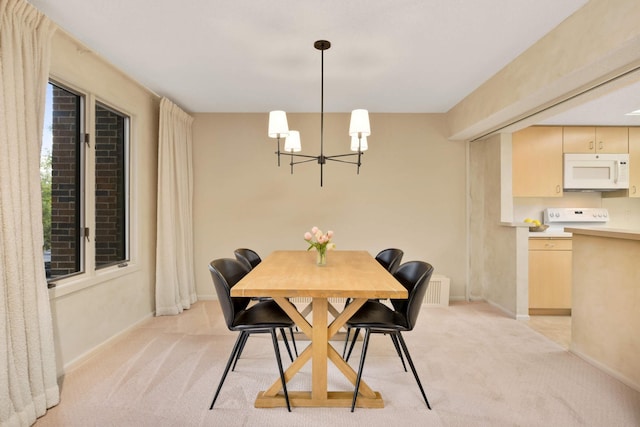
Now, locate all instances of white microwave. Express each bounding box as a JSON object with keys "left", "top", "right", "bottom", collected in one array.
[{"left": 564, "top": 153, "right": 629, "bottom": 191}]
